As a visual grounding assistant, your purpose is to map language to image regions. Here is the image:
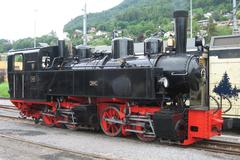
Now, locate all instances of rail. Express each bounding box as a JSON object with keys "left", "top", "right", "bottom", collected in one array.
[
  {"left": 0, "top": 114, "right": 31, "bottom": 123},
  {"left": 1, "top": 97, "right": 240, "bottom": 157},
  {"left": 0, "top": 97, "right": 15, "bottom": 110},
  {"left": 193, "top": 139, "right": 240, "bottom": 156},
  {"left": 0, "top": 113, "right": 240, "bottom": 156},
  {"left": 0, "top": 104, "right": 18, "bottom": 111}
]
